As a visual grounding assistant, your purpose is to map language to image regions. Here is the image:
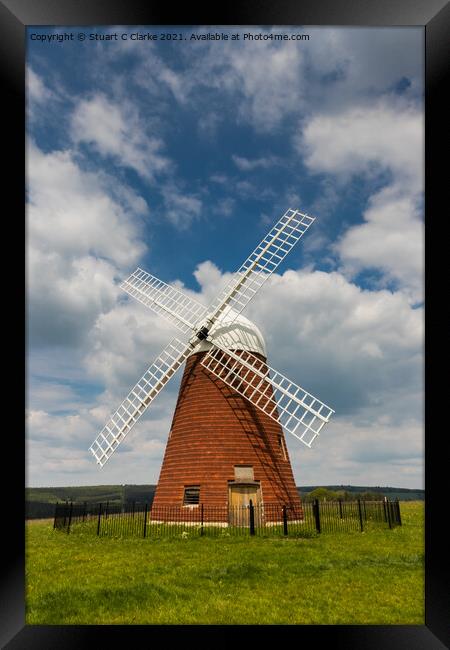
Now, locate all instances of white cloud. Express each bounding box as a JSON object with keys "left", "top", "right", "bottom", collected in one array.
[
  {"left": 82, "top": 299, "right": 172, "bottom": 392},
  {"left": 27, "top": 140, "right": 146, "bottom": 265},
  {"left": 193, "top": 260, "right": 234, "bottom": 307},
  {"left": 232, "top": 154, "right": 281, "bottom": 171},
  {"left": 337, "top": 186, "right": 424, "bottom": 302},
  {"left": 299, "top": 100, "right": 423, "bottom": 189},
  {"left": 27, "top": 140, "right": 147, "bottom": 345},
  {"left": 195, "top": 33, "right": 306, "bottom": 131},
  {"left": 210, "top": 174, "right": 228, "bottom": 185},
  {"left": 27, "top": 66, "right": 54, "bottom": 104},
  {"left": 130, "top": 27, "right": 422, "bottom": 134},
  {"left": 212, "top": 197, "right": 235, "bottom": 217},
  {"left": 289, "top": 416, "right": 423, "bottom": 488},
  {"left": 303, "top": 28, "right": 423, "bottom": 112},
  {"left": 130, "top": 28, "right": 307, "bottom": 132},
  {"left": 28, "top": 380, "right": 85, "bottom": 413},
  {"left": 26, "top": 66, "right": 64, "bottom": 128},
  {"left": 298, "top": 100, "right": 424, "bottom": 302},
  {"left": 70, "top": 93, "right": 171, "bottom": 181},
  {"left": 160, "top": 182, "right": 202, "bottom": 229}
]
